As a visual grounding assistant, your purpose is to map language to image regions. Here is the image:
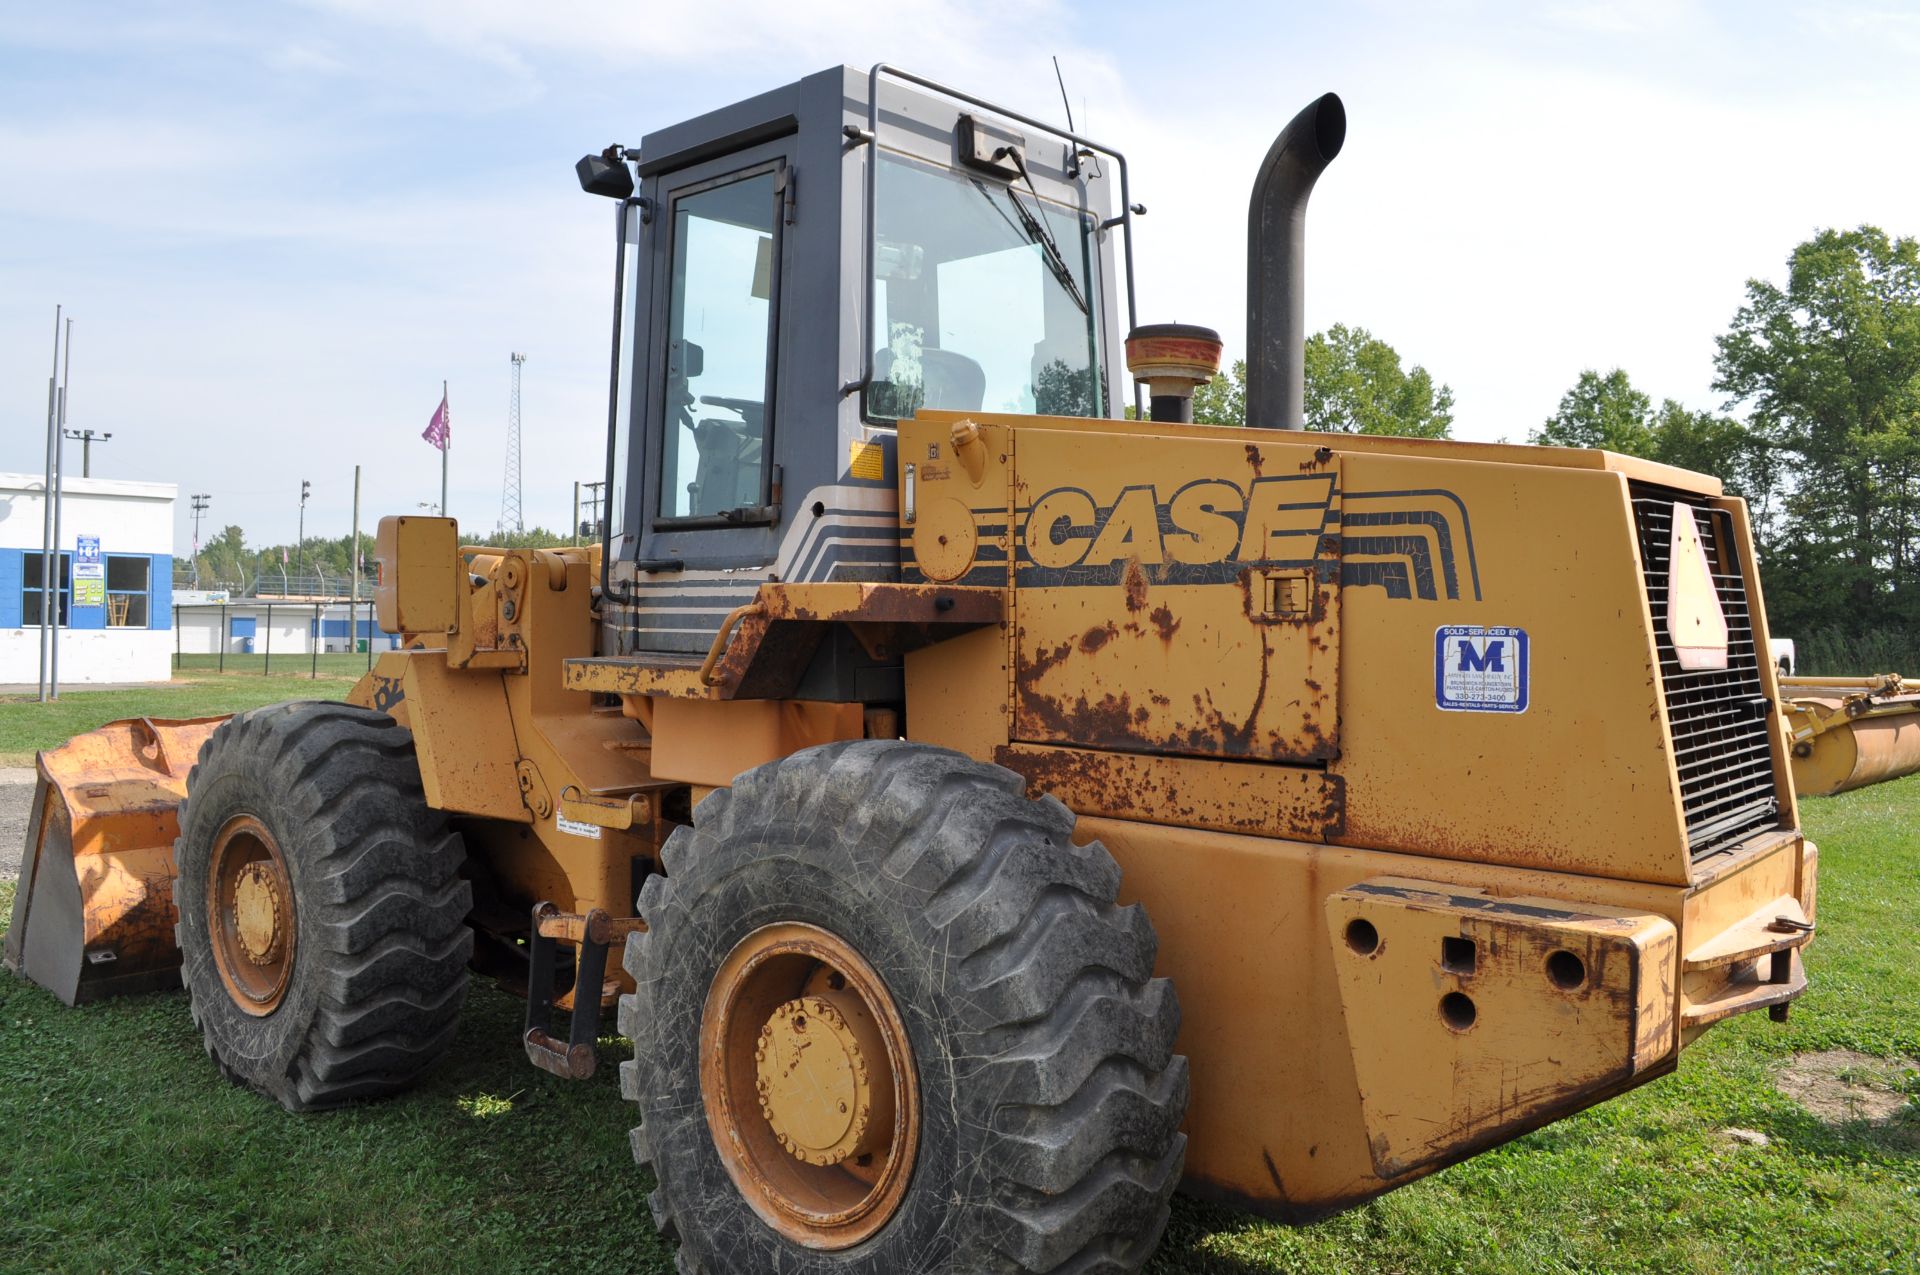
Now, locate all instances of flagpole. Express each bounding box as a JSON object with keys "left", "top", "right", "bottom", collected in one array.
[{"left": 440, "top": 380, "right": 449, "bottom": 520}]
